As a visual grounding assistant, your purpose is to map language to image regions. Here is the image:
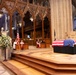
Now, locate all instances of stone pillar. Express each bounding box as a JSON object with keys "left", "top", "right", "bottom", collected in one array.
[{"left": 50, "top": 0, "right": 73, "bottom": 42}]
